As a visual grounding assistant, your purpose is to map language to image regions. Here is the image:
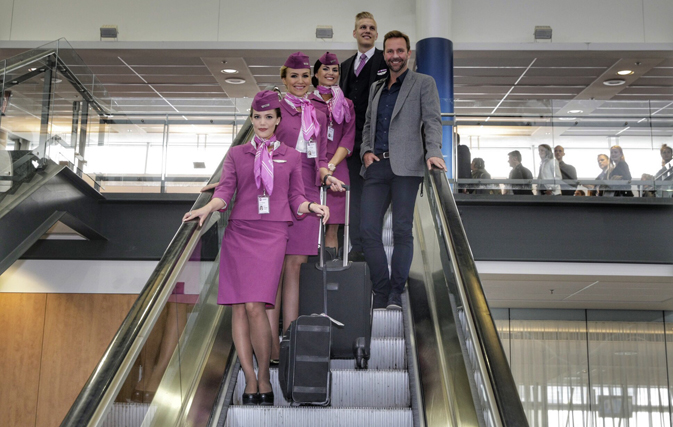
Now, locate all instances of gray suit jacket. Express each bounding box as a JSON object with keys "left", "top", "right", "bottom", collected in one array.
[{"left": 360, "top": 70, "right": 443, "bottom": 177}]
